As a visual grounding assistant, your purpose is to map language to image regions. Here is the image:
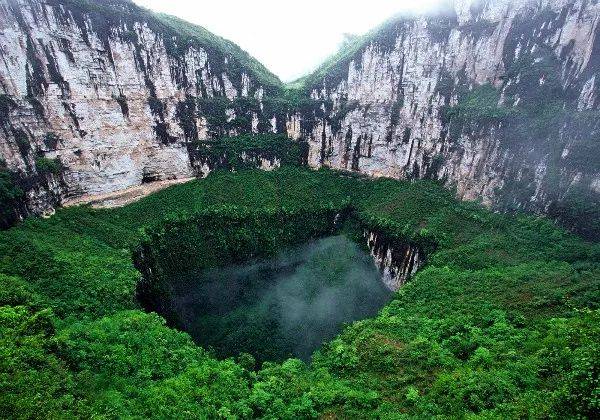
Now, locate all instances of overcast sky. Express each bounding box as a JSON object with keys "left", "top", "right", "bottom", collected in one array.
[{"left": 133, "top": 0, "right": 443, "bottom": 82}]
